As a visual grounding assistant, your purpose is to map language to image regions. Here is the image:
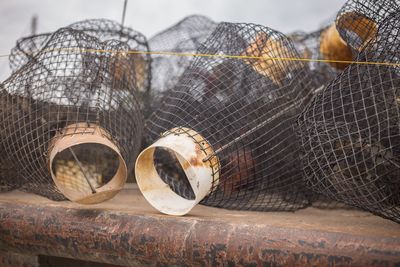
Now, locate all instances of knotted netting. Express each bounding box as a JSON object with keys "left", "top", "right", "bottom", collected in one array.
[
  {"left": 10, "top": 19, "right": 151, "bottom": 89},
  {"left": 9, "top": 32, "right": 51, "bottom": 73},
  {"left": 289, "top": 29, "right": 338, "bottom": 86},
  {"left": 289, "top": 0, "right": 399, "bottom": 88},
  {"left": 336, "top": 0, "right": 400, "bottom": 52},
  {"left": 9, "top": 19, "right": 152, "bottom": 124},
  {"left": 0, "top": 20, "right": 148, "bottom": 203},
  {"left": 147, "top": 15, "right": 216, "bottom": 116},
  {"left": 135, "top": 22, "right": 322, "bottom": 215},
  {"left": 298, "top": 11, "right": 400, "bottom": 223}
]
